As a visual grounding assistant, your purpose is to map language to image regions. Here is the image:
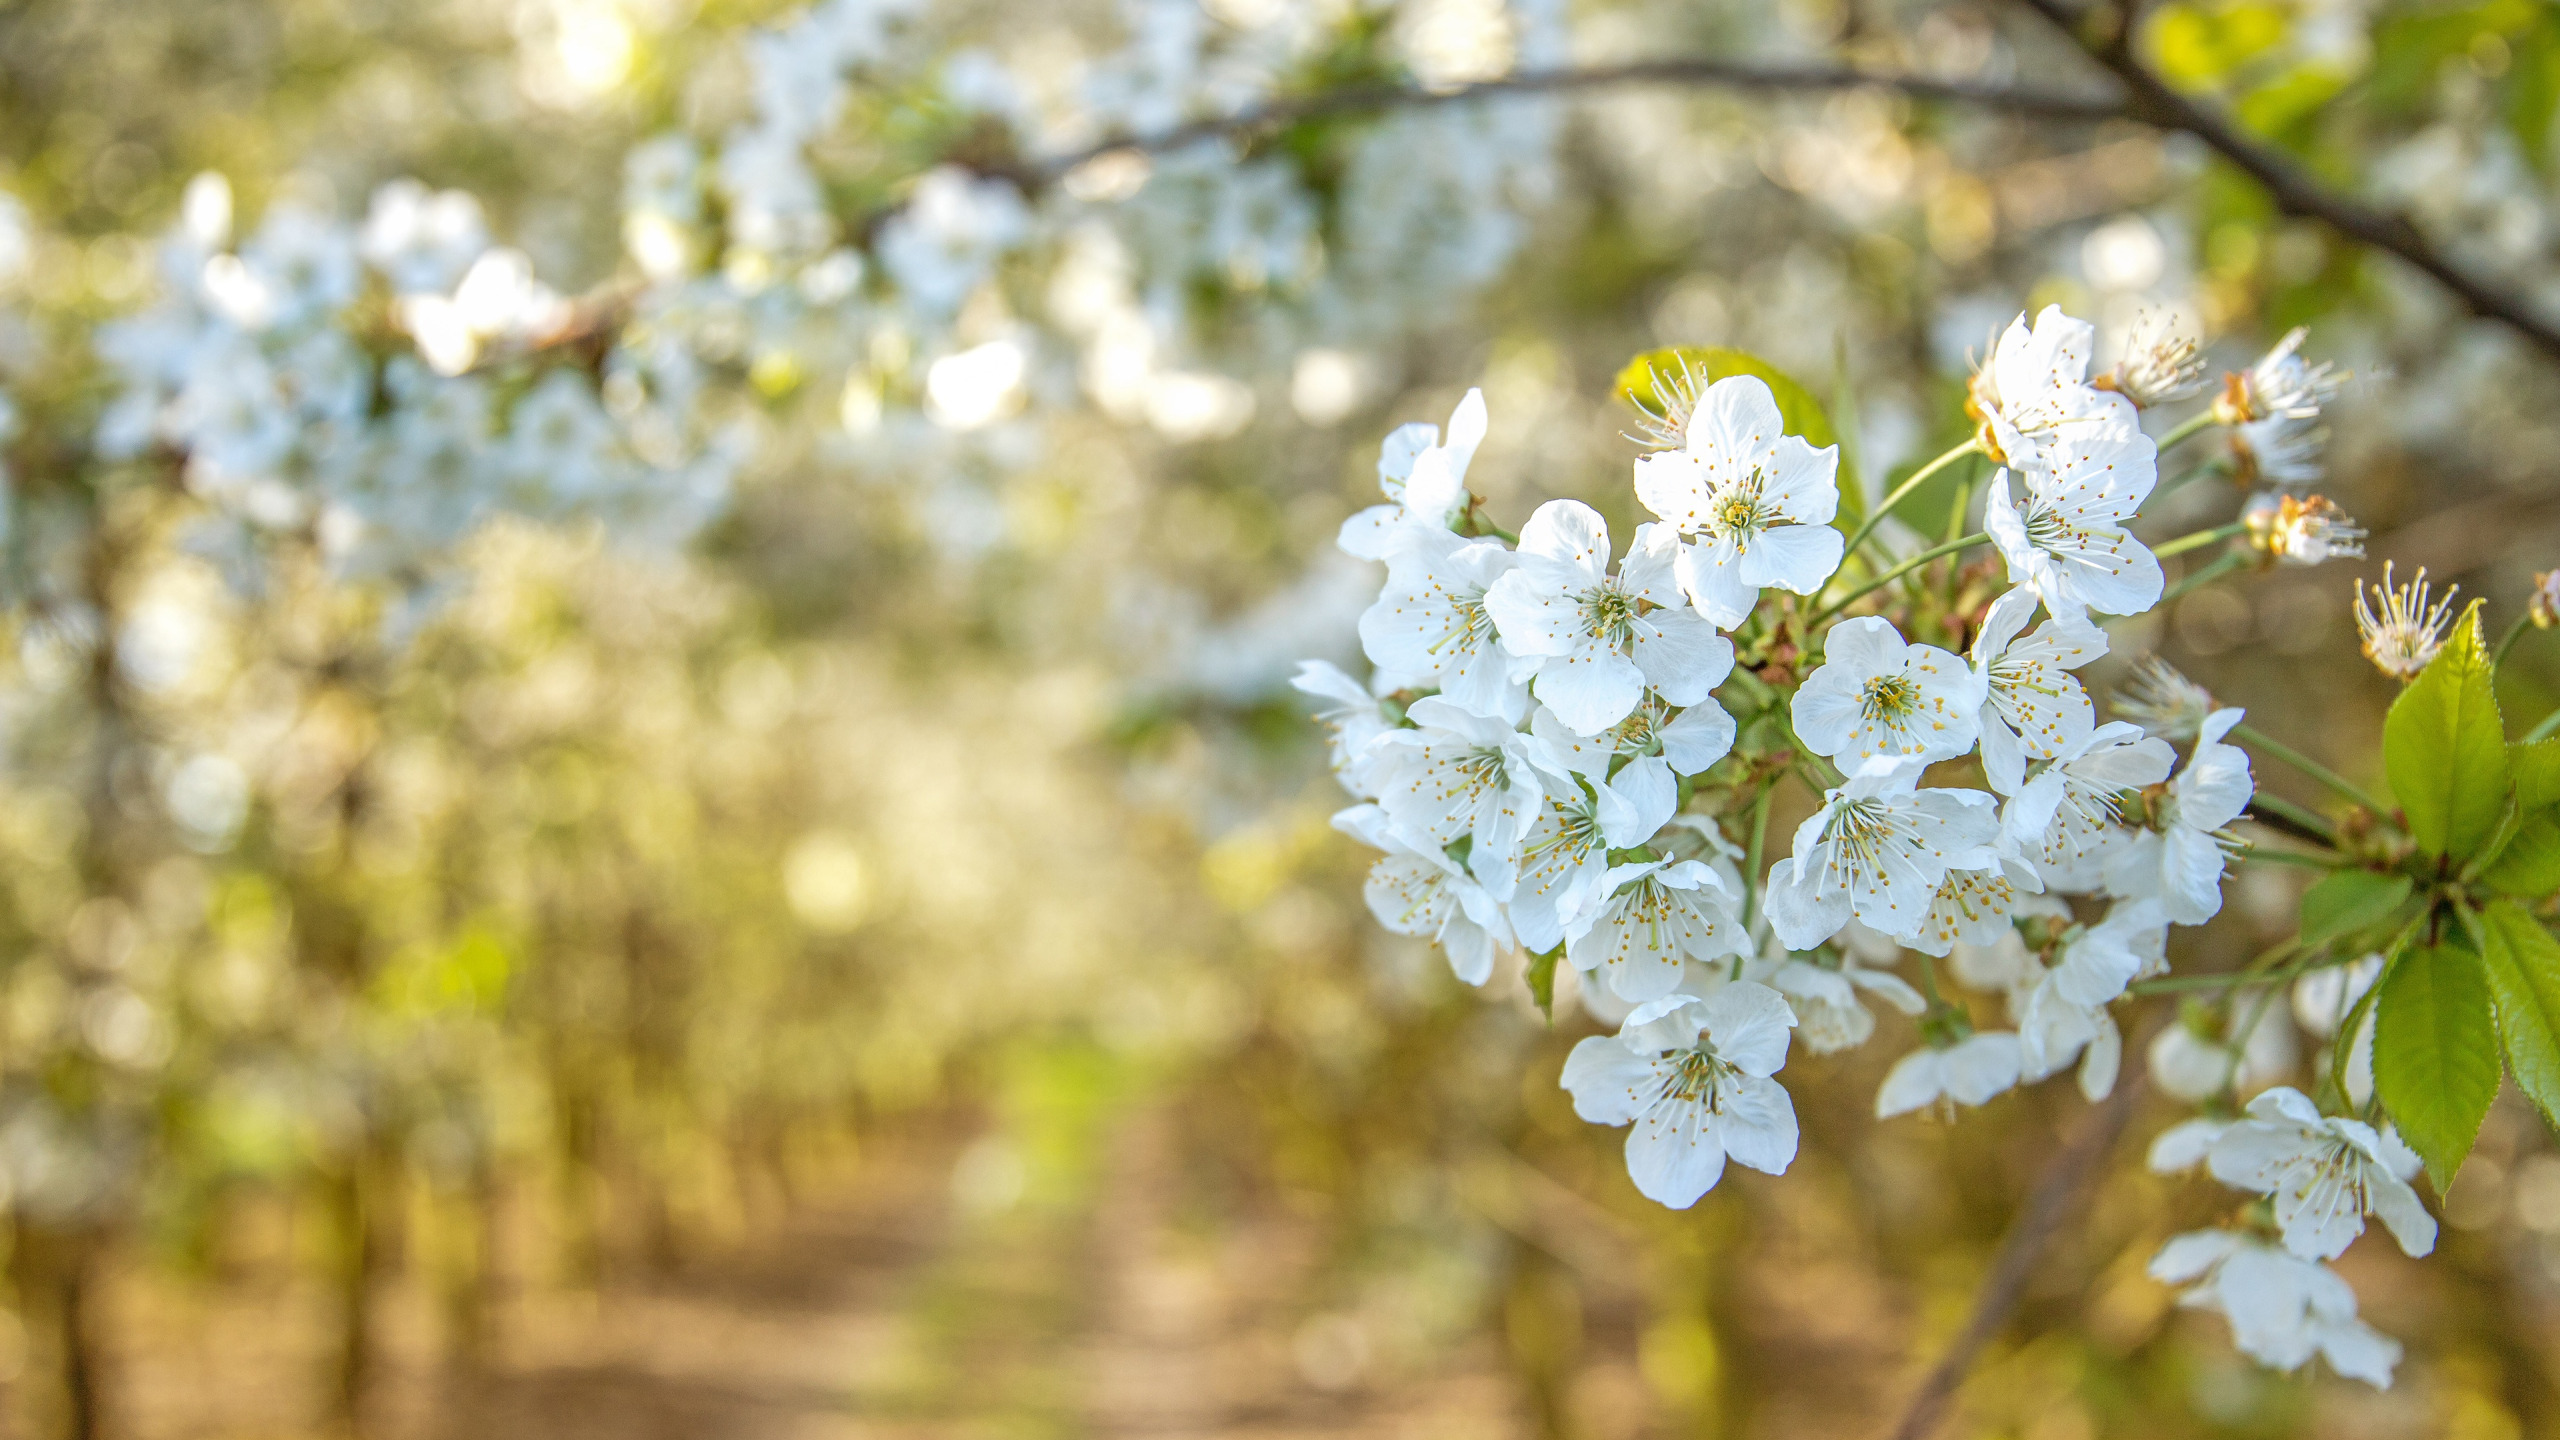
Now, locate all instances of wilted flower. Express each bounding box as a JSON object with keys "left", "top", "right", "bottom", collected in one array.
[
  {"left": 2113, "top": 655, "right": 2218, "bottom": 741},
  {"left": 1625, "top": 351, "right": 1711, "bottom": 451},
  {"left": 2532, "top": 570, "right": 2560, "bottom": 629},
  {"left": 2242, "top": 492, "right": 2365, "bottom": 567},
  {"left": 2353, "top": 562, "right": 2457, "bottom": 681},
  {"left": 2214, "top": 328, "right": 2344, "bottom": 425},
  {"left": 2093, "top": 311, "right": 2205, "bottom": 408}
]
